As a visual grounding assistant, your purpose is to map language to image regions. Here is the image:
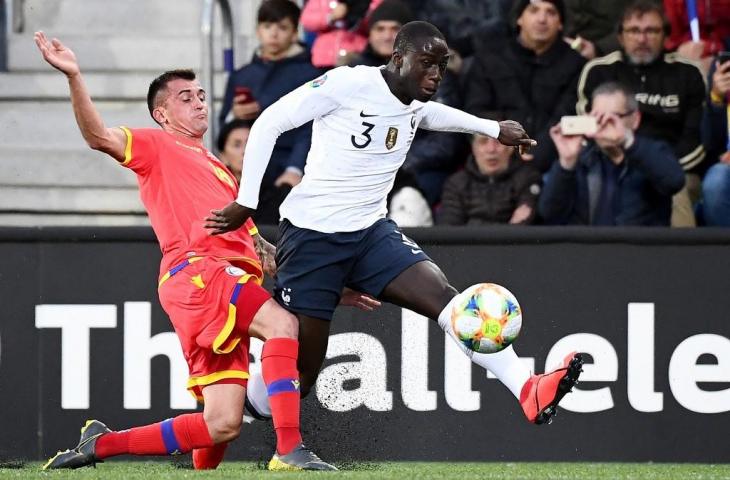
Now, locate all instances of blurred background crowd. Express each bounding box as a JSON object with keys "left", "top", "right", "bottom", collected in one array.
[
  {"left": 3, "top": 0, "right": 730, "bottom": 228},
  {"left": 216, "top": 0, "right": 730, "bottom": 228}
]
